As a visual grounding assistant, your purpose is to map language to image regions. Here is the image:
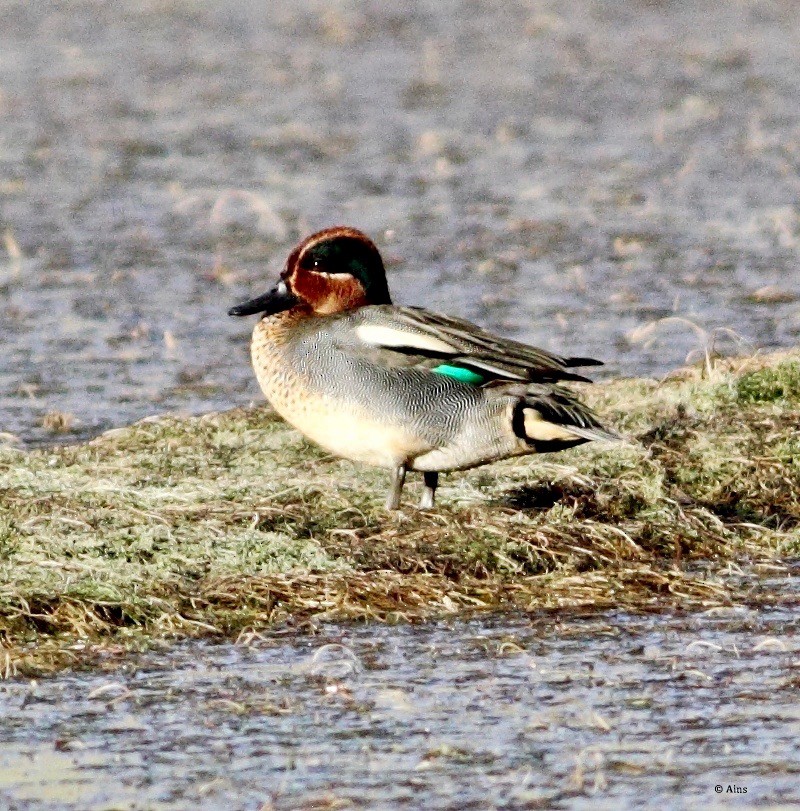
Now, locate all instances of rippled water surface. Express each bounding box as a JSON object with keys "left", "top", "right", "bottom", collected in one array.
[
  {"left": 1, "top": 0, "right": 800, "bottom": 444},
  {"left": 1, "top": 605, "right": 799, "bottom": 810}
]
